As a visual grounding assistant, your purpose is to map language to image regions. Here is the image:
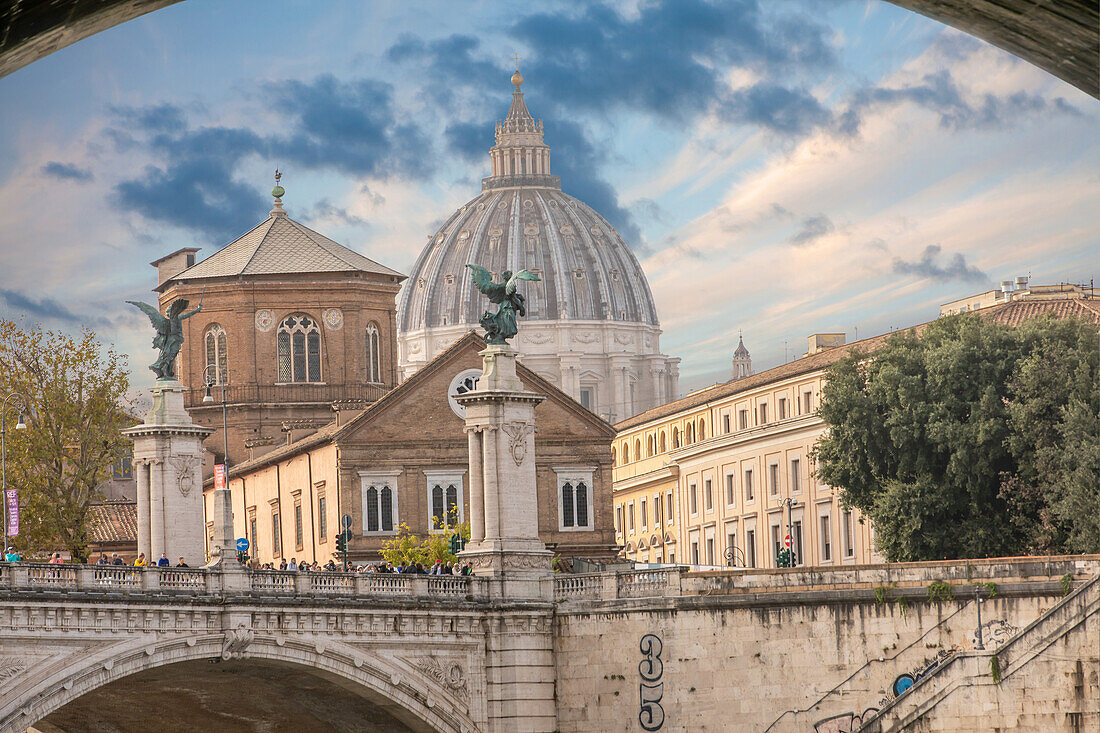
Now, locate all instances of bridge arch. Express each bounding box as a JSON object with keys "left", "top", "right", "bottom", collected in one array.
[{"left": 4, "top": 630, "right": 482, "bottom": 733}]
